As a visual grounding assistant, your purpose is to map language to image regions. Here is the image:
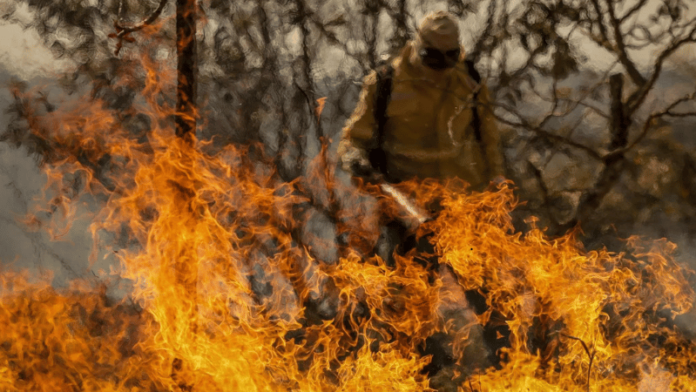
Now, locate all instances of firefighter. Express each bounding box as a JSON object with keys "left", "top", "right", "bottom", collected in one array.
[
  {"left": 337, "top": 11, "right": 504, "bottom": 386},
  {"left": 337, "top": 11, "right": 505, "bottom": 188}
]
